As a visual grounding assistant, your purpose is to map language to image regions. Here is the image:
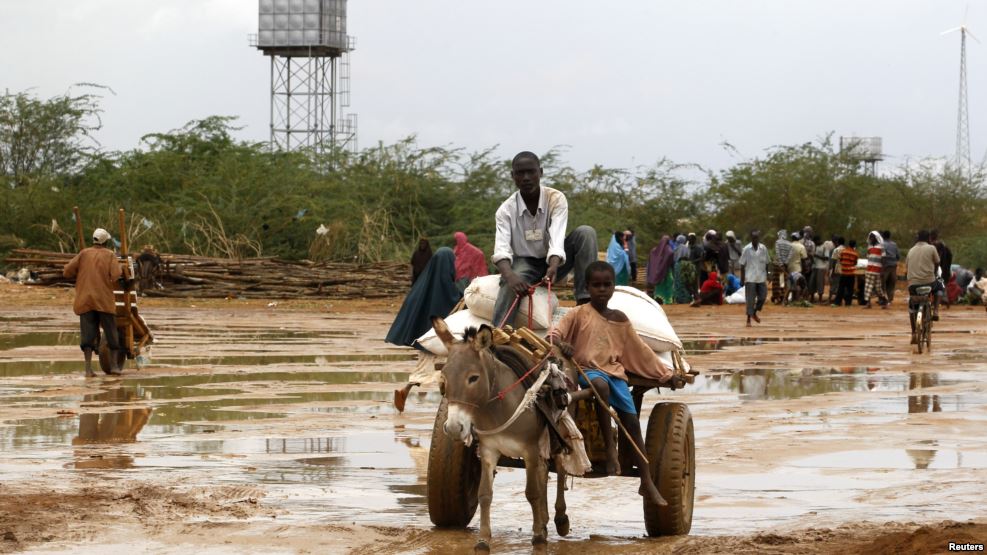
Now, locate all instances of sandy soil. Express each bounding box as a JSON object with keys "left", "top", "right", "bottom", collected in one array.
[{"left": 1, "top": 280, "right": 986, "bottom": 554}]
